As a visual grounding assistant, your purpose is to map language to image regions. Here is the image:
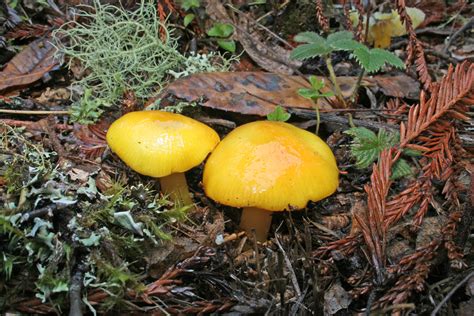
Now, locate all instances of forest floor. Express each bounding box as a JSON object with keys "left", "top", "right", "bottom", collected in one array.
[{"left": 0, "top": 0, "right": 473, "bottom": 315}]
